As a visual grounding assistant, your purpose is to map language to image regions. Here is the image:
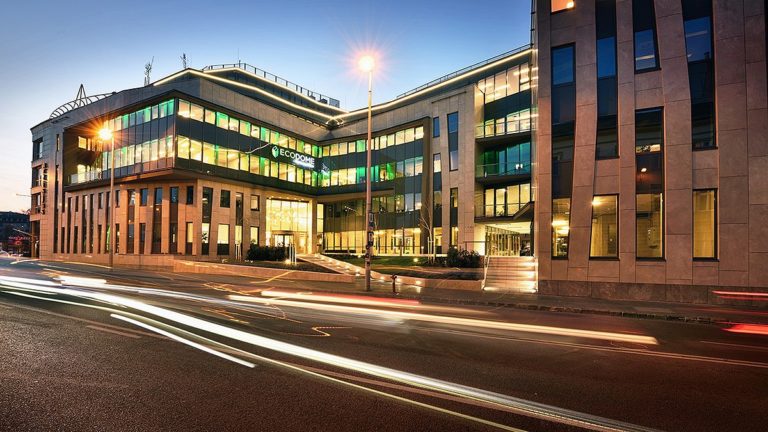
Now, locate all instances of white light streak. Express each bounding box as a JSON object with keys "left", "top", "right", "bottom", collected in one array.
[{"left": 231, "top": 295, "right": 658, "bottom": 345}]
